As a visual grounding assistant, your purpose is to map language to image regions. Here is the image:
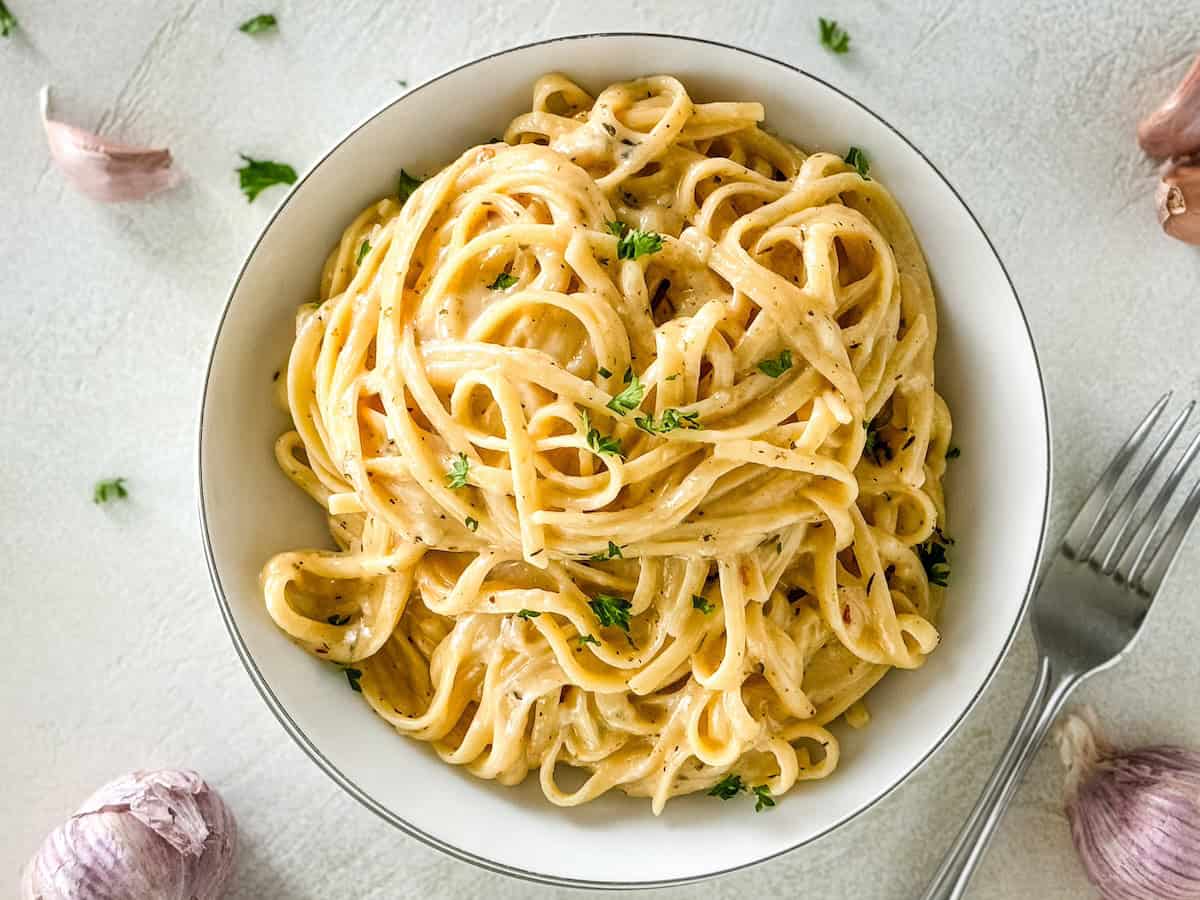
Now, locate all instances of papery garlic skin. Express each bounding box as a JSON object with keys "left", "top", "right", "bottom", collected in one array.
[
  {"left": 1156, "top": 161, "right": 1200, "bottom": 245},
  {"left": 21, "top": 769, "right": 237, "bottom": 900},
  {"left": 40, "top": 86, "right": 181, "bottom": 203},
  {"left": 1138, "top": 54, "right": 1200, "bottom": 160},
  {"left": 1058, "top": 709, "right": 1200, "bottom": 900}
]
